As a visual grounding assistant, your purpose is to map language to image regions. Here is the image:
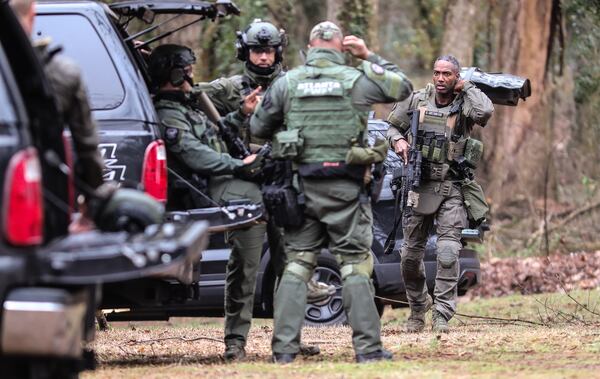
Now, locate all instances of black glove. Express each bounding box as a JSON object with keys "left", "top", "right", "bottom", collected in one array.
[{"left": 234, "top": 155, "right": 265, "bottom": 182}]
